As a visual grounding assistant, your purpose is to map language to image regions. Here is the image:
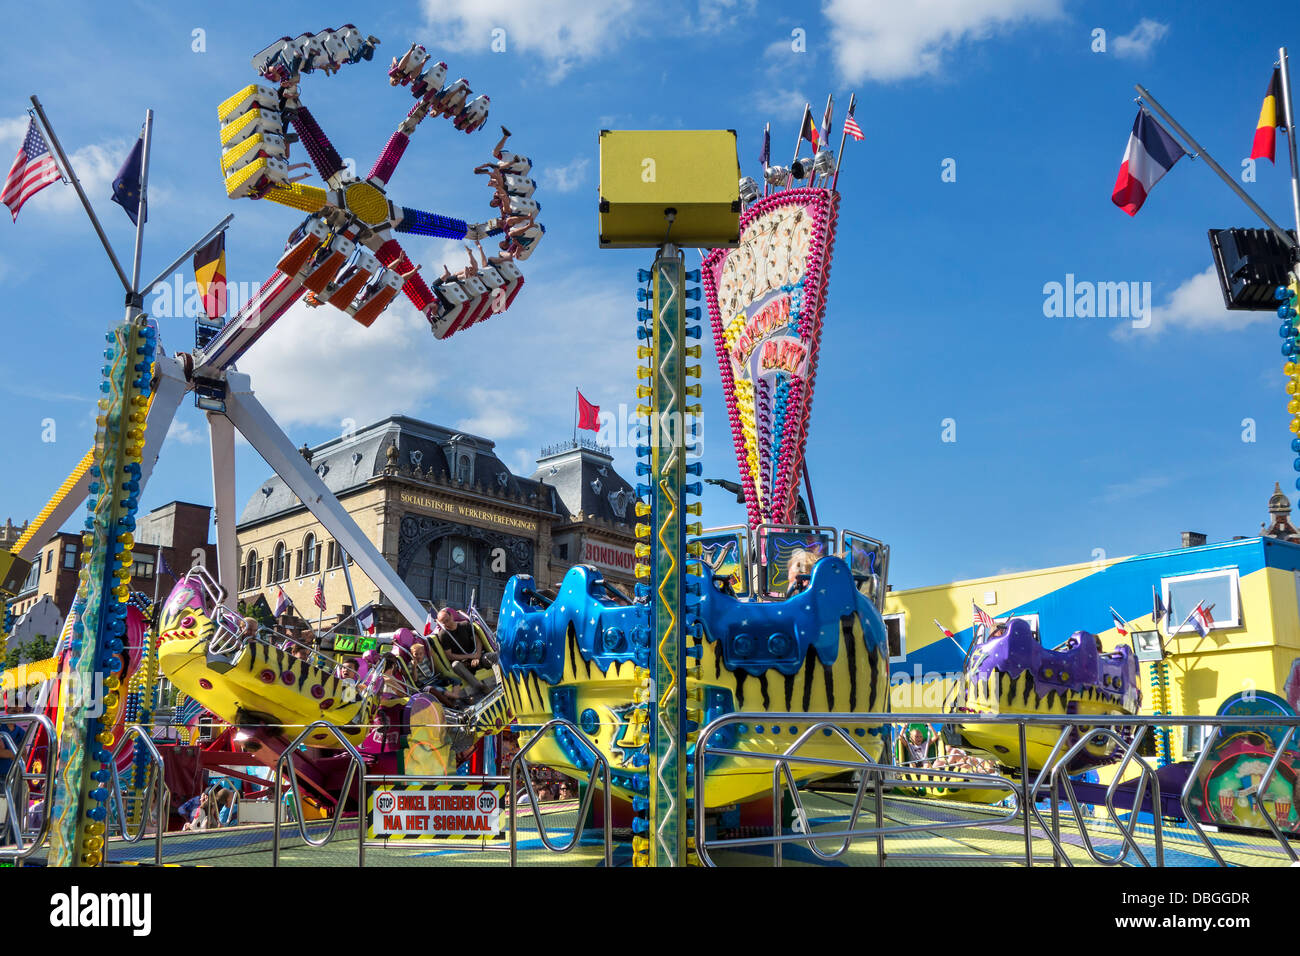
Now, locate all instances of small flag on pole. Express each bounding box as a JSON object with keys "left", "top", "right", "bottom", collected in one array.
[
  {"left": 2, "top": 118, "right": 61, "bottom": 222},
  {"left": 423, "top": 611, "right": 435, "bottom": 637},
  {"left": 760, "top": 123, "right": 770, "bottom": 167},
  {"left": 1152, "top": 586, "right": 1165, "bottom": 630},
  {"left": 1110, "top": 608, "right": 1129, "bottom": 637},
  {"left": 193, "top": 232, "right": 228, "bottom": 323},
  {"left": 1191, "top": 602, "right": 1214, "bottom": 638},
  {"left": 933, "top": 619, "right": 954, "bottom": 639},
  {"left": 819, "top": 97, "right": 833, "bottom": 149},
  {"left": 577, "top": 391, "right": 600, "bottom": 432},
  {"left": 313, "top": 578, "right": 326, "bottom": 612},
  {"left": 800, "top": 105, "right": 819, "bottom": 151},
  {"left": 1111, "top": 109, "right": 1186, "bottom": 216},
  {"left": 972, "top": 602, "right": 996, "bottom": 631},
  {"left": 158, "top": 550, "right": 173, "bottom": 578},
  {"left": 274, "top": 586, "right": 290, "bottom": 618},
  {"left": 111, "top": 131, "right": 147, "bottom": 225},
  {"left": 842, "top": 103, "right": 864, "bottom": 142},
  {"left": 356, "top": 603, "right": 375, "bottom": 636},
  {"left": 1250, "top": 68, "right": 1283, "bottom": 164}
]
